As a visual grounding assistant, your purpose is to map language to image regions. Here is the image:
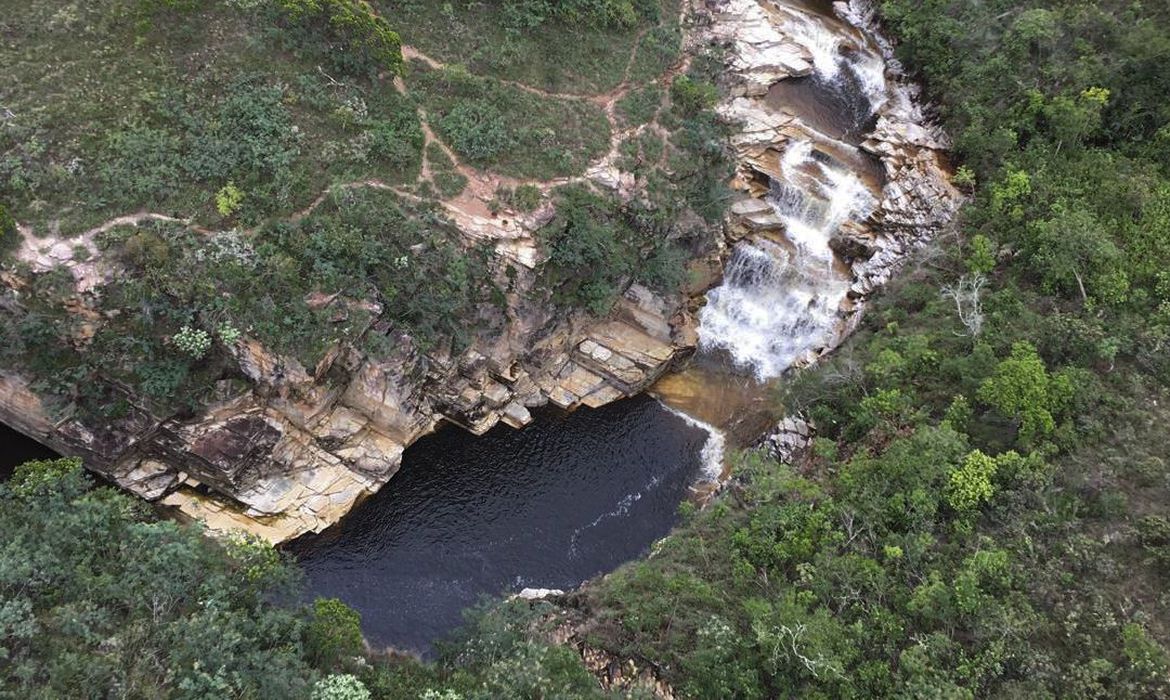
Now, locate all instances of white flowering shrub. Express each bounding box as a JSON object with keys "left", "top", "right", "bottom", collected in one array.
[
  {"left": 311, "top": 674, "right": 370, "bottom": 700},
  {"left": 217, "top": 323, "right": 242, "bottom": 346},
  {"left": 191, "top": 230, "right": 256, "bottom": 267},
  {"left": 173, "top": 325, "right": 211, "bottom": 359}
]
